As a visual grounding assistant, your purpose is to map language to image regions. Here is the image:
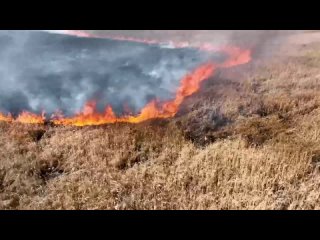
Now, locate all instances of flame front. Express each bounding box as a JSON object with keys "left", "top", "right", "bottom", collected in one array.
[
  {"left": 52, "top": 63, "right": 216, "bottom": 126},
  {"left": 16, "top": 111, "right": 46, "bottom": 124},
  {"left": 0, "top": 113, "right": 13, "bottom": 123},
  {"left": 0, "top": 32, "right": 252, "bottom": 126},
  {"left": 0, "top": 111, "right": 45, "bottom": 124},
  {"left": 53, "top": 102, "right": 117, "bottom": 126}
]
